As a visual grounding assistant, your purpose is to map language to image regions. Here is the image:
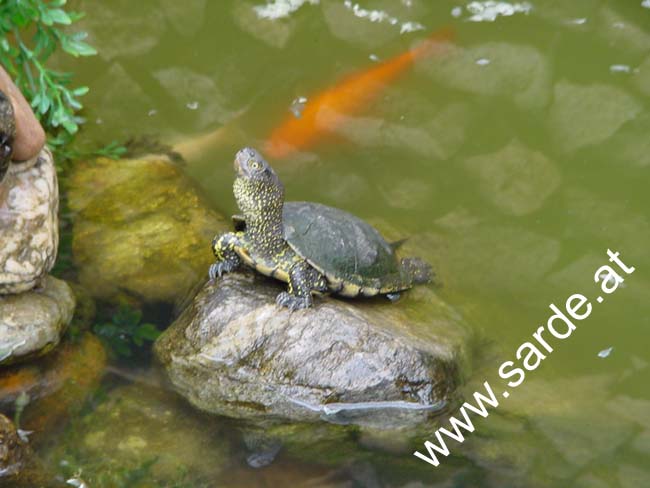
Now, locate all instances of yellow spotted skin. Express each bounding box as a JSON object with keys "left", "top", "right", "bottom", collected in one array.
[
  {"left": 210, "top": 148, "right": 430, "bottom": 309},
  {"left": 210, "top": 148, "right": 330, "bottom": 309}
]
